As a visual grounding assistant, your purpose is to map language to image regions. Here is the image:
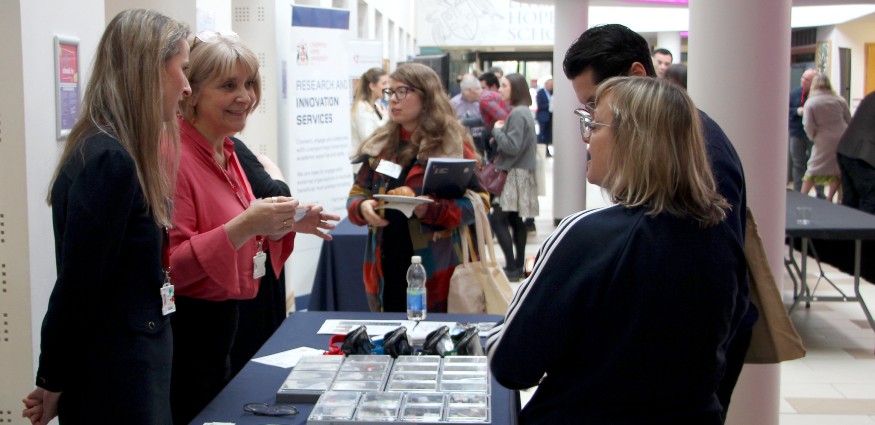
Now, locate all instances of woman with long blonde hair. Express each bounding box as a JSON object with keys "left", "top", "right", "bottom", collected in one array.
[{"left": 23, "top": 9, "right": 191, "bottom": 425}]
